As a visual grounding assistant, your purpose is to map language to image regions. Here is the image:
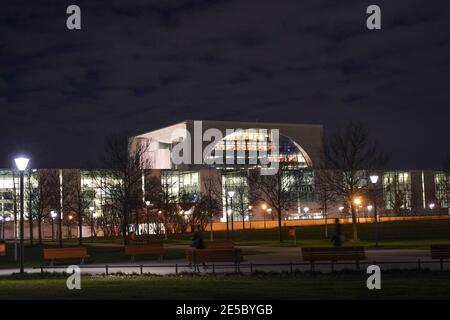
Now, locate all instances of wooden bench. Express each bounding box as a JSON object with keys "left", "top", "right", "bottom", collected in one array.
[
  {"left": 124, "top": 243, "right": 166, "bottom": 262},
  {"left": 301, "top": 247, "right": 366, "bottom": 270},
  {"left": 0, "top": 243, "right": 6, "bottom": 256},
  {"left": 43, "top": 247, "right": 89, "bottom": 266},
  {"left": 430, "top": 244, "right": 450, "bottom": 271}
]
